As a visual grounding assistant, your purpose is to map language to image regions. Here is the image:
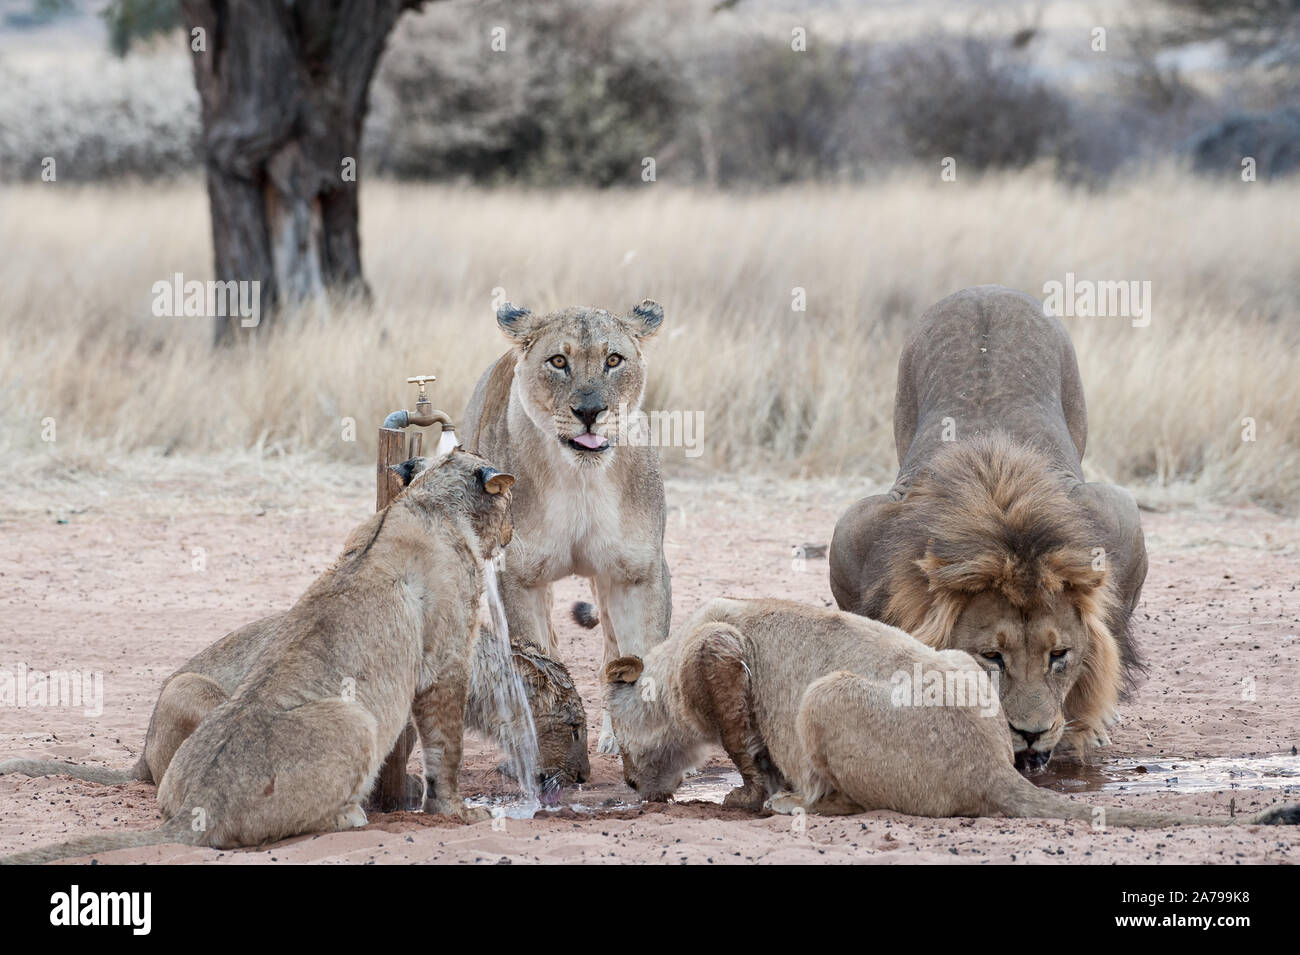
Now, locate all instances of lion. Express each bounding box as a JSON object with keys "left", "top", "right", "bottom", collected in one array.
[
  {"left": 1, "top": 458, "right": 589, "bottom": 797},
  {"left": 461, "top": 300, "right": 672, "bottom": 754},
  {"left": 2, "top": 450, "right": 516, "bottom": 865},
  {"left": 467, "top": 628, "right": 590, "bottom": 789},
  {"left": 828, "top": 285, "right": 1148, "bottom": 772},
  {"left": 0, "top": 625, "right": 589, "bottom": 797},
  {"left": 603, "top": 598, "right": 1299, "bottom": 829}
]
